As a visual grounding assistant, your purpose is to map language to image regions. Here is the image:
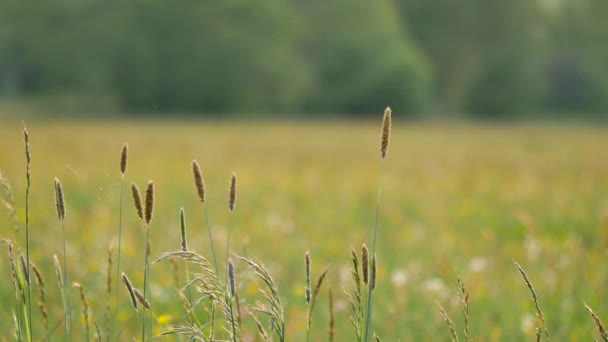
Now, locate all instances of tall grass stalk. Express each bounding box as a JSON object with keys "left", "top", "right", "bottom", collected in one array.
[
  {"left": 141, "top": 180, "right": 154, "bottom": 342},
  {"left": 23, "top": 126, "right": 33, "bottom": 341},
  {"left": 226, "top": 172, "right": 238, "bottom": 342},
  {"left": 114, "top": 143, "right": 128, "bottom": 339},
  {"left": 180, "top": 207, "right": 198, "bottom": 326},
  {"left": 54, "top": 178, "right": 72, "bottom": 341},
  {"left": 364, "top": 106, "right": 391, "bottom": 342},
  {"left": 192, "top": 160, "right": 219, "bottom": 273}
]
